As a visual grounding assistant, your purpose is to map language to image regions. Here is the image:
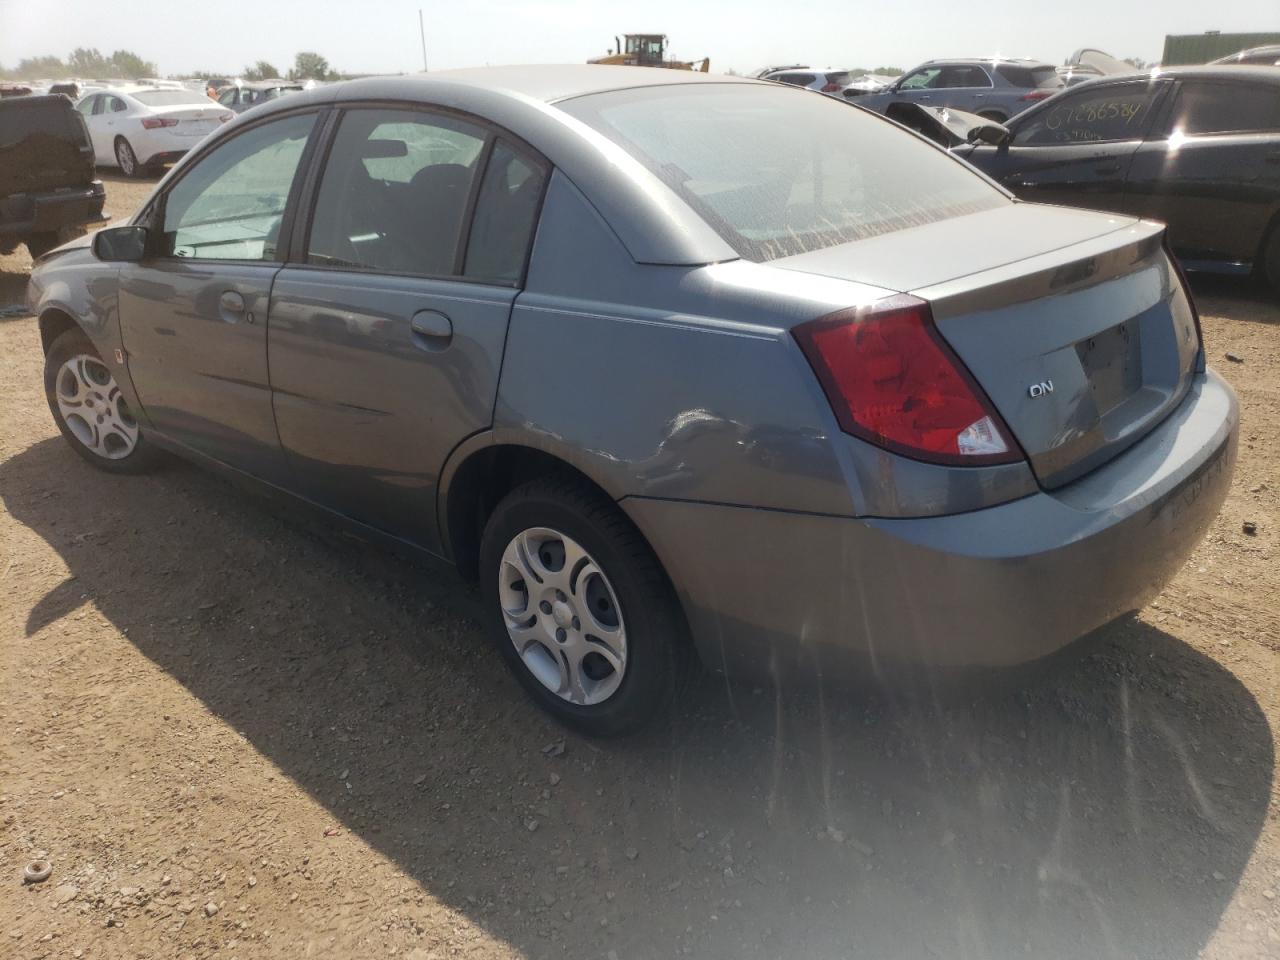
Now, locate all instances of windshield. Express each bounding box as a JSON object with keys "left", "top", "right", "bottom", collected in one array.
[
  {"left": 132, "top": 89, "right": 210, "bottom": 107},
  {"left": 560, "top": 83, "right": 1004, "bottom": 261}
]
